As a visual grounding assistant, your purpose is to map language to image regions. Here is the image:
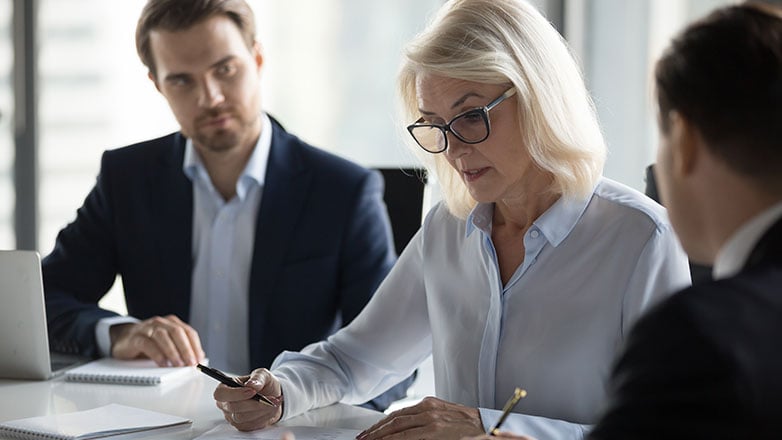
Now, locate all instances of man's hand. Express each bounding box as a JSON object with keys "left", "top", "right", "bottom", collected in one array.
[
  {"left": 357, "top": 396, "right": 484, "bottom": 440},
  {"left": 214, "top": 368, "right": 284, "bottom": 432},
  {"left": 110, "top": 315, "right": 205, "bottom": 367}
]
